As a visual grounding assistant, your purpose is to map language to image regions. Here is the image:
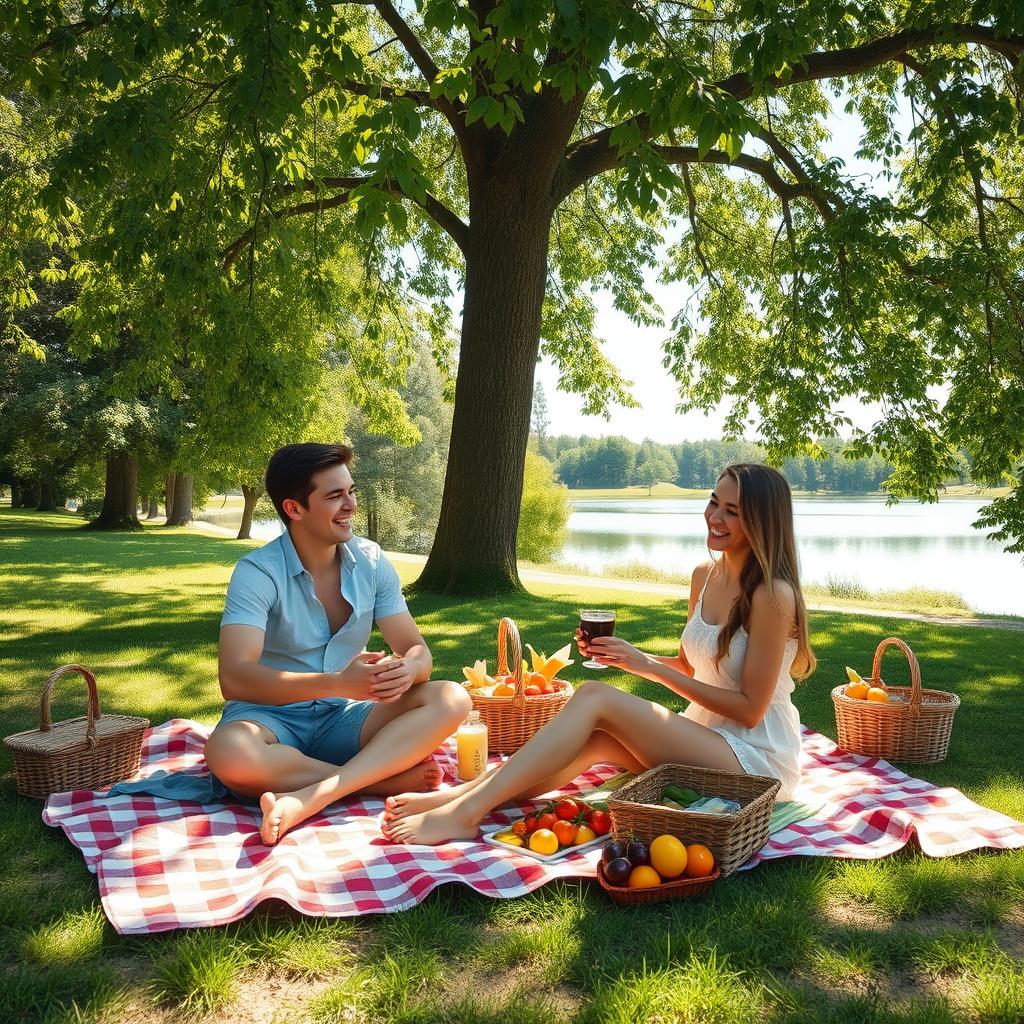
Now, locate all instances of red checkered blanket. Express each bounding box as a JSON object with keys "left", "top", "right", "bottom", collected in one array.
[{"left": 43, "top": 721, "right": 1024, "bottom": 935}]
